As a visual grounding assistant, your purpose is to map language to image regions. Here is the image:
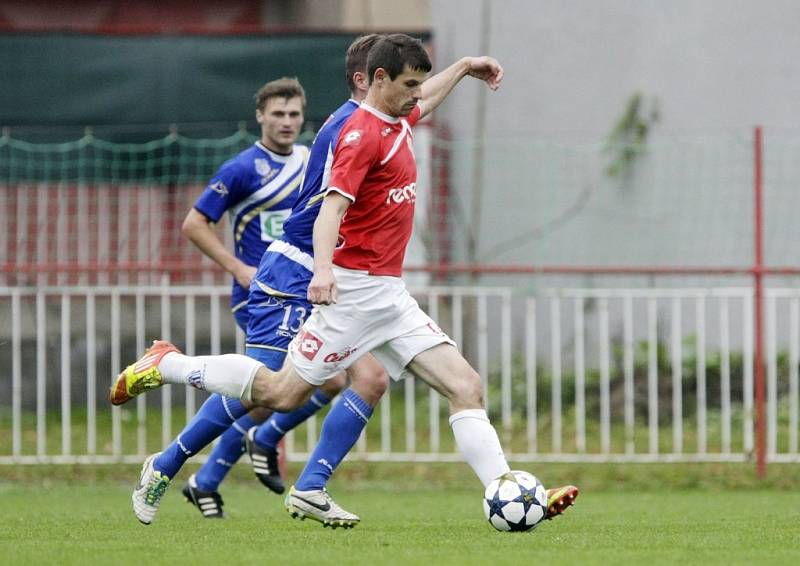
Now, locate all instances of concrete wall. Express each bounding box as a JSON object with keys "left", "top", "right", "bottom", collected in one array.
[
  {"left": 430, "top": 0, "right": 800, "bottom": 276},
  {"left": 433, "top": 0, "right": 800, "bottom": 138}
]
